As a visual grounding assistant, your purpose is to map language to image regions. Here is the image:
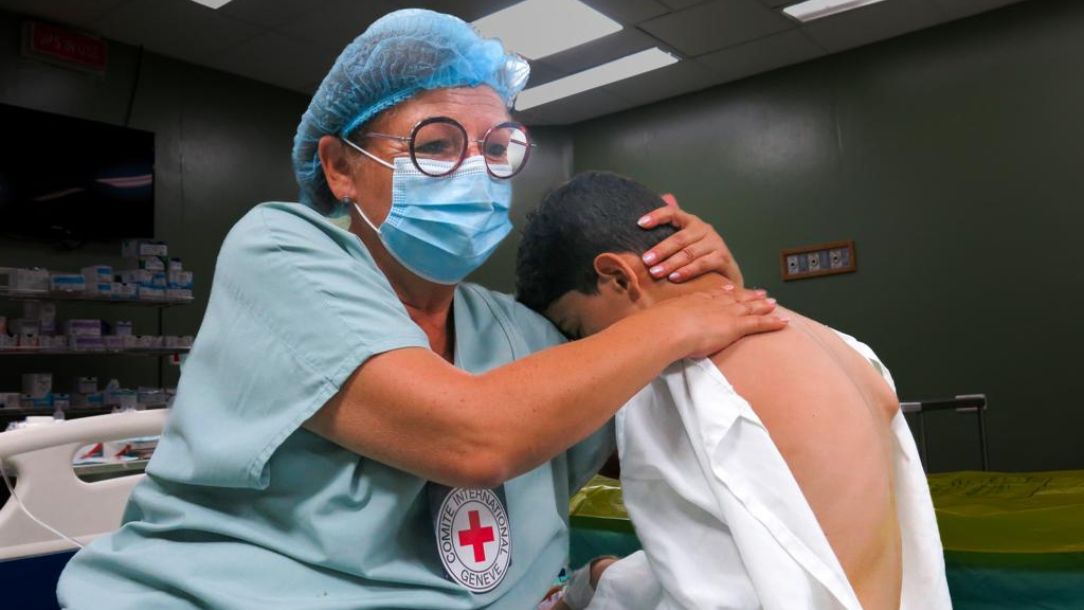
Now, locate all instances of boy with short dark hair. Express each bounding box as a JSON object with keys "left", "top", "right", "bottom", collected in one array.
[{"left": 517, "top": 172, "right": 950, "bottom": 610}]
